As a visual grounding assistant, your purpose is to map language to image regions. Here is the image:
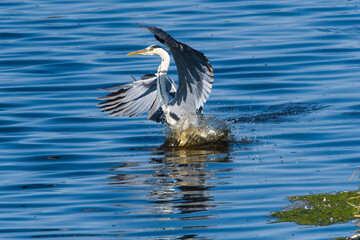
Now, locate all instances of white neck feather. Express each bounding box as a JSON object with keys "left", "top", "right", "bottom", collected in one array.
[
  {"left": 154, "top": 48, "right": 170, "bottom": 74},
  {"left": 154, "top": 48, "right": 172, "bottom": 117}
]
